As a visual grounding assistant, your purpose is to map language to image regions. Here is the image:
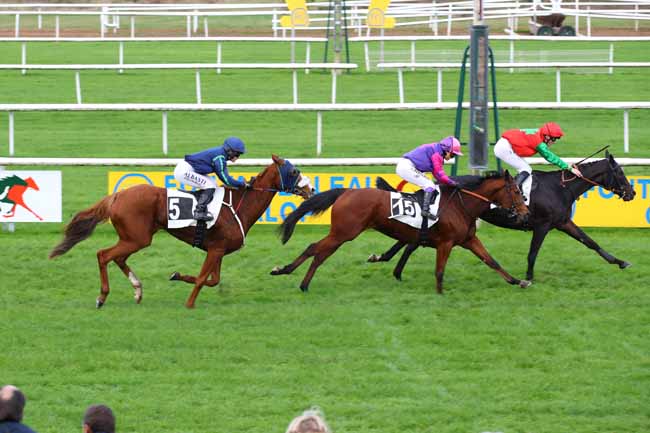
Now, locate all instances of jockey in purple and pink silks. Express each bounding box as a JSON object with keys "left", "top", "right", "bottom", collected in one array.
[{"left": 396, "top": 136, "right": 463, "bottom": 232}]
